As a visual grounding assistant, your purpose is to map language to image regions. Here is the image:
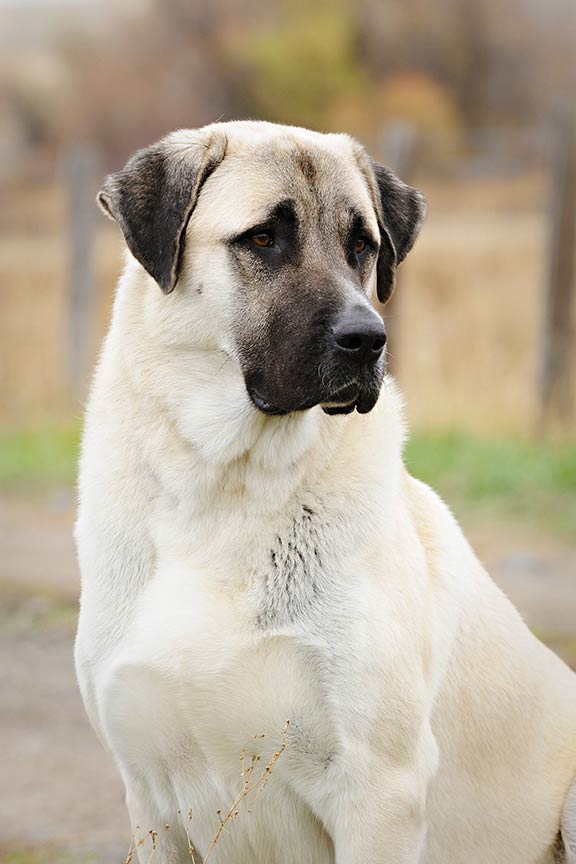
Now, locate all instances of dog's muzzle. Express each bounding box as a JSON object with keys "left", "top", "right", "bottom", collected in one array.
[
  {"left": 245, "top": 304, "right": 386, "bottom": 418},
  {"left": 320, "top": 305, "right": 386, "bottom": 415}
]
